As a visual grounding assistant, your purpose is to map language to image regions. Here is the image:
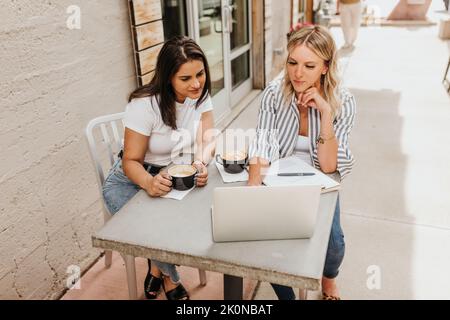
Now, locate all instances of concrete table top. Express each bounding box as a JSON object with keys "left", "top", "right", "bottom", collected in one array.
[{"left": 92, "top": 164, "right": 338, "bottom": 290}]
